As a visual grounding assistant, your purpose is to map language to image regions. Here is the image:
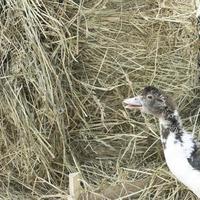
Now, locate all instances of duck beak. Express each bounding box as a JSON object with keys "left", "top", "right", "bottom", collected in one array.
[{"left": 123, "top": 96, "right": 143, "bottom": 109}]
